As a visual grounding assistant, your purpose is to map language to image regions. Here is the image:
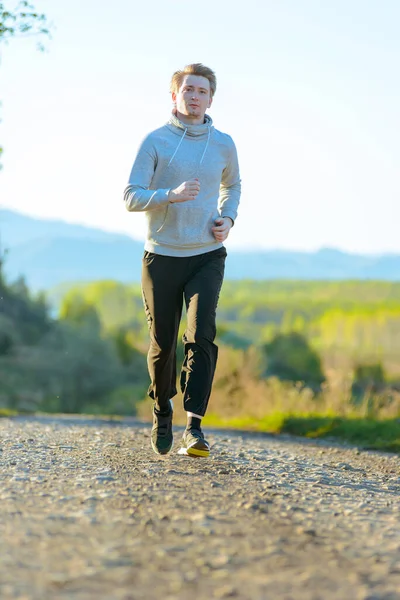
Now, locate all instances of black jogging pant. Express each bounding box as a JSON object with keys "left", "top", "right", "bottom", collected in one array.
[{"left": 141, "top": 246, "right": 226, "bottom": 417}]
